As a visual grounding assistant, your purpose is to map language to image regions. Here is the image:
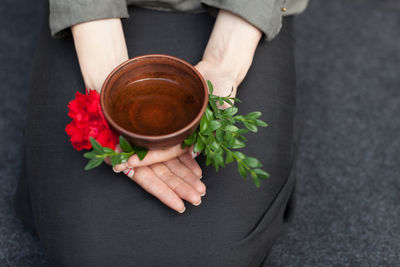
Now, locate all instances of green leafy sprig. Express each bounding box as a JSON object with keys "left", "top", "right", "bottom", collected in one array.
[
  {"left": 182, "top": 80, "right": 269, "bottom": 187},
  {"left": 83, "top": 136, "right": 148, "bottom": 170}
]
